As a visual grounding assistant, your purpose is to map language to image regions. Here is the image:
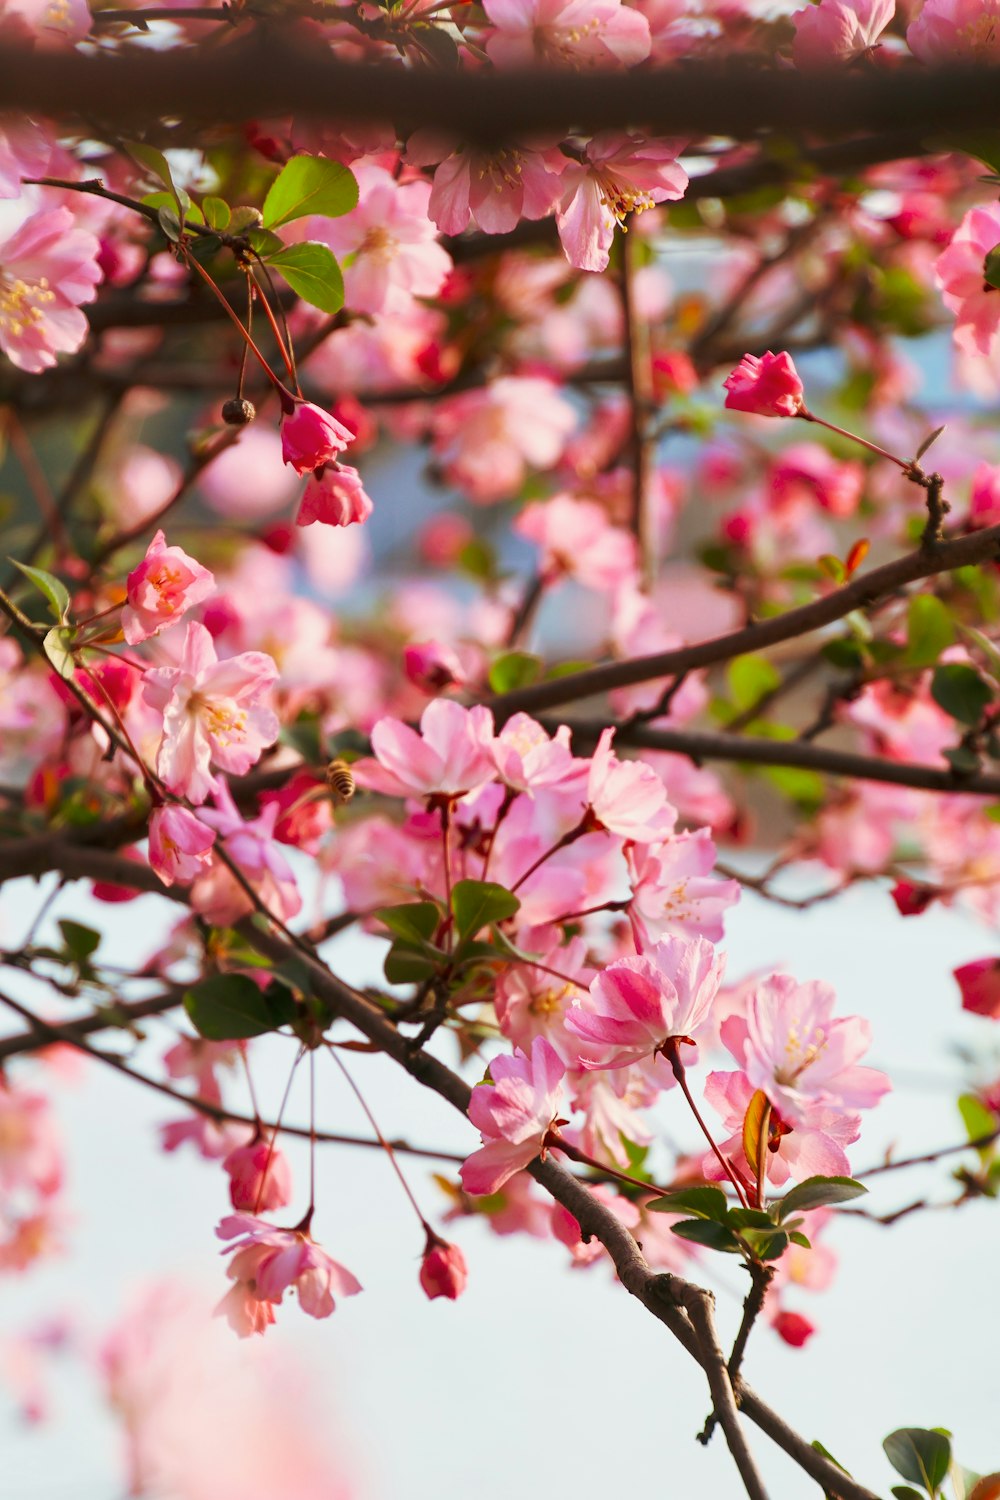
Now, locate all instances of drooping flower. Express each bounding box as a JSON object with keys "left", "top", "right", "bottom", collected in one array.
[
  {"left": 216, "top": 1213, "right": 362, "bottom": 1335},
  {"left": 460, "top": 1036, "right": 567, "bottom": 1196},
  {"left": 483, "top": 0, "right": 651, "bottom": 68},
  {"left": 565, "top": 935, "right": 726, "bottom": 1071},
  {"left": 148, "top": 804, "right": 216, "bottom": 887},
  {"left": 141, "top": 621, "right": 279, "bottom": 804},
  {"left": 954, "top": 958, "right": 1000, "bottom": 1019},
  {"left": 295, "top": 463, "right": 373, "bottom": 528},
  {"left": 222, "top": 1137, "right": 293, "bottom": 1213},
  {"left": 354, "top": 699, "right": 497, "bottom": 800},
  {"left": 723, "top": 351, "right": 805, "bottom": 417},
  {"left": 280, "top": 401, "right": 354, "bottom": 476},
  {"left": 419, "top": 1231, "right": 468, "bottom": 1300},
  {"left": 0, "top": 206, "right": 102, "bottom": 373},
  {"left": 791, "top": 0, "right": 895, "bottom": 66},
  {"left": 555, "top": 133, "right": 688, "bottom": 273},
  {"left": 907, "top": 0, "right": 1000, "bottom": 60},
  {"left": 122, "top": 530, "right": 215, "bottom": 645},
  {"left": 934, "top": 201, "right": 1000, "bottom": 360},
  {"left": 586, "top": 727, "right": 677, "bottom": 841}
]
